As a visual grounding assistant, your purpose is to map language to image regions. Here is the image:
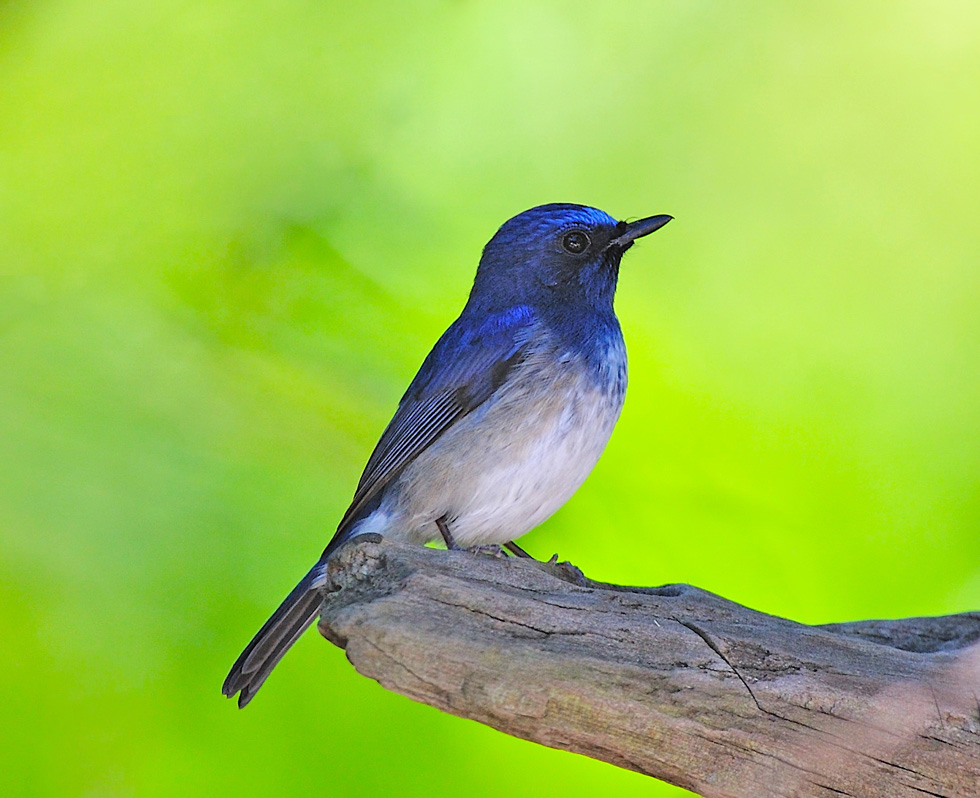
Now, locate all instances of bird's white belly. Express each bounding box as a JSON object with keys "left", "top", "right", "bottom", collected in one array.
[
  {"left": 443, "top": 384, "right": 621, "bottom": 545},
  {"left": 358, "top": 349, "right": 626, "bottom": 547}
]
